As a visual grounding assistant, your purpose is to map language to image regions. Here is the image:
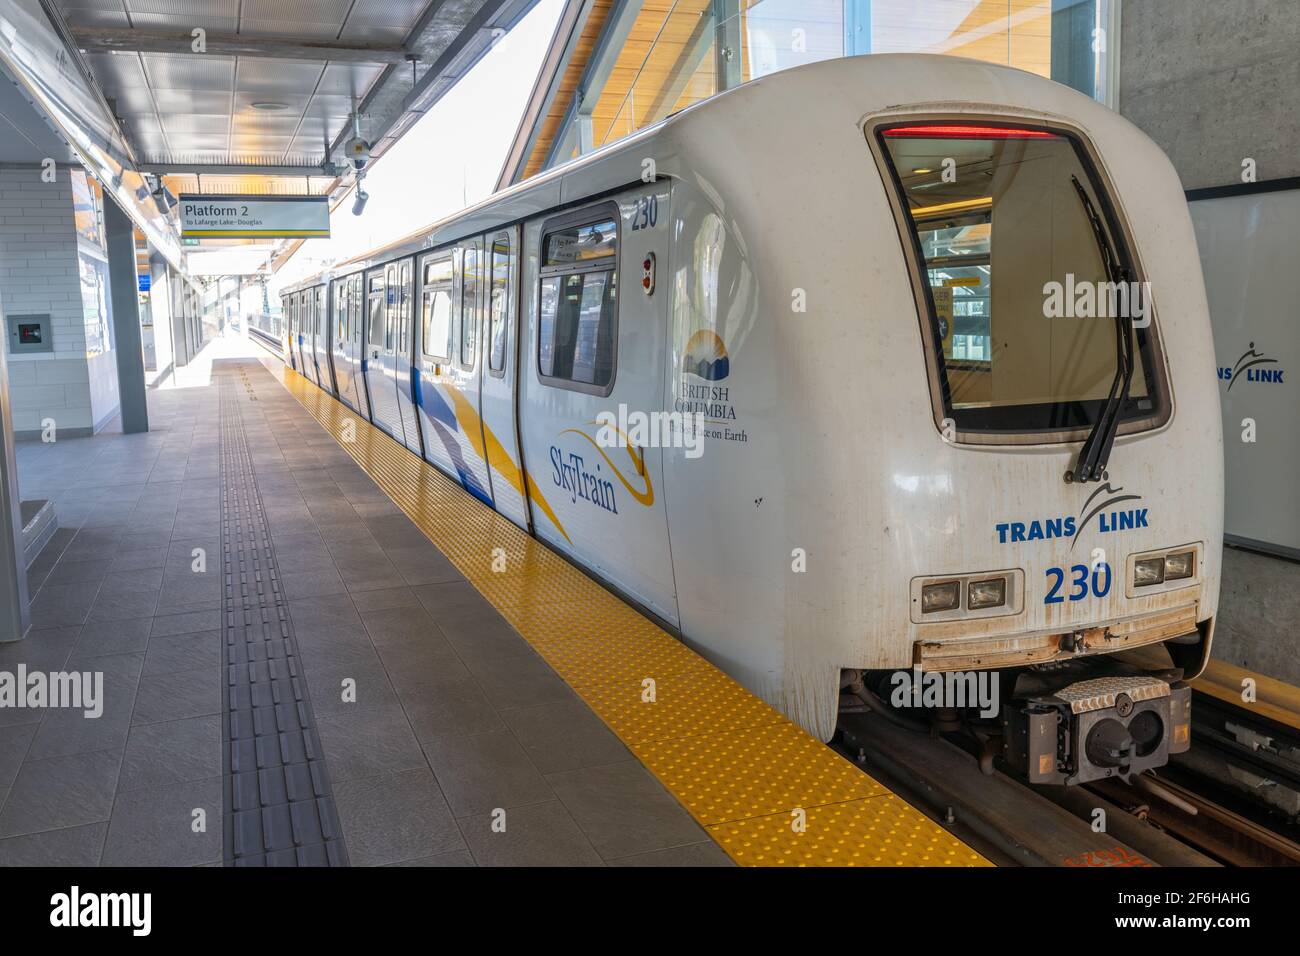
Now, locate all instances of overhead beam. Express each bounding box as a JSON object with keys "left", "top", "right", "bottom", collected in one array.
[
  {"left": 70, "top": 26, "right": 409, "bottom": 64},
  {"left": 142, "top": 162, "right": 343, "bottom": 177}
]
